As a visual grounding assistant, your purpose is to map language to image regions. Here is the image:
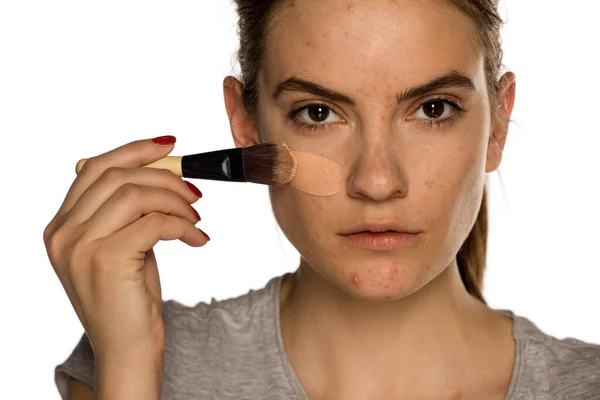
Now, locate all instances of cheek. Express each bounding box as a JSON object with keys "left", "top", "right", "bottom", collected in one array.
[
  {"left": 418, "top": 132, "right": 487, "bottom": 243},
  {"left": 269, "top": 186, "right": 336, "bottom": 251}
]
